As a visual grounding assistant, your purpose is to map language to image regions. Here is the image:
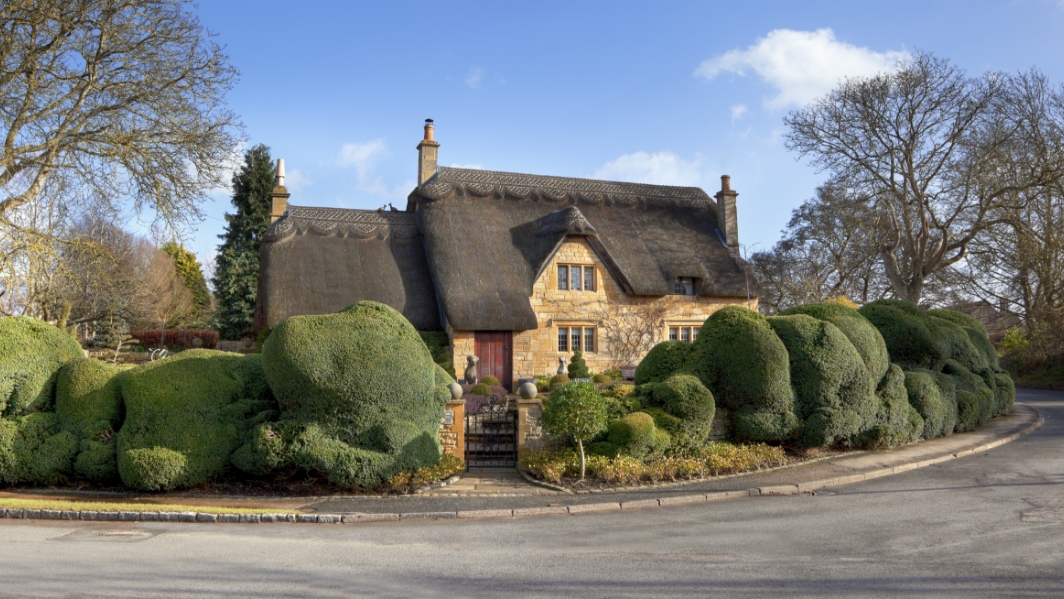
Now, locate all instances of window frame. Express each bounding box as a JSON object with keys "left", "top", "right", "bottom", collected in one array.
[
  {"left": 556, "top": 324, "right": 597, "bottom": 353},
  {"left": 673, "top": 277, "right": 697, "bottom": 296},
  {"left": 557, "top": 263, "right": 596, "bottom": 293},
  {"left": 558, "top": 327, "right": 569, "bottom": 352}
]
